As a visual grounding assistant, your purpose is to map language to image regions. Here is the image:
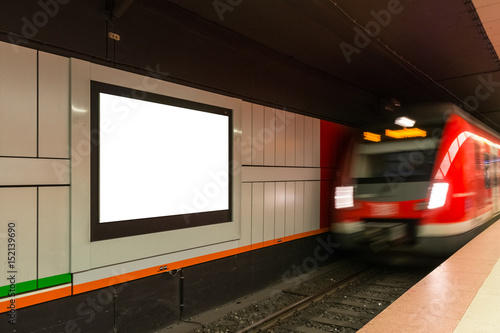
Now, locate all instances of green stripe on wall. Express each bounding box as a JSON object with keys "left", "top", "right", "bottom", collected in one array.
[
  {"left": 0, "top": 273, "right": 72, "bottom": 297},
  {"left": 38, "top": 273, "right": 72, "bottom": 289},
  {"left": 0, "top": 280, "right": 37, "bottom": 297}
]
